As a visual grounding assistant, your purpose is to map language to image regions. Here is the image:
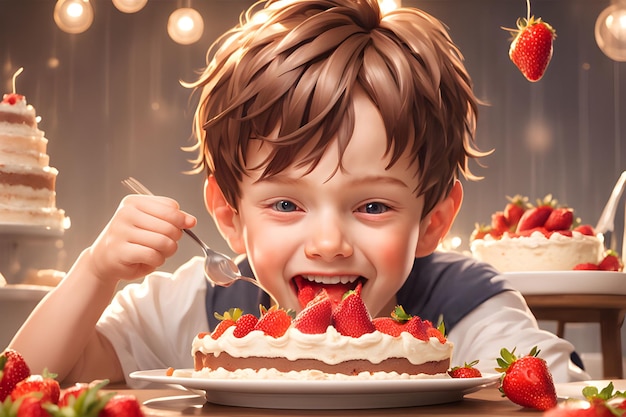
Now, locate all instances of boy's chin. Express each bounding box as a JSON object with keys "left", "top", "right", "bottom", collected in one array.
[{"left": 292, "top": 275, "right": 366, "bottom": 309}]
